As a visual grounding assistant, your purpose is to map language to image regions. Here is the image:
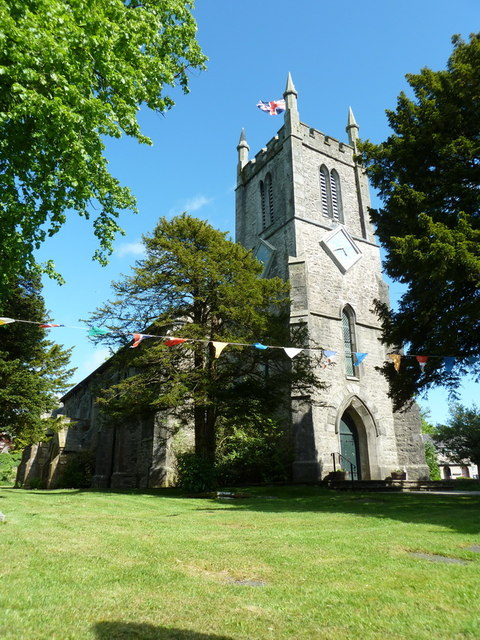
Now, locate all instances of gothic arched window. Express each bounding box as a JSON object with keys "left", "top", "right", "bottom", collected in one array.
[
  {"left": 260, "top": 180, "right": 266, "bottom": 228},
  {"left": 342, "top": 305, "right": 357, "bottom": 377},
  {"left": 330, "top": 169, "right": 344, "bottom": 223},
  {"left": 319, "top": 165, "right": 330, "bottom": 217},
  {"left": 320, "top": 165, "right": 344, "bottom": 222}
]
